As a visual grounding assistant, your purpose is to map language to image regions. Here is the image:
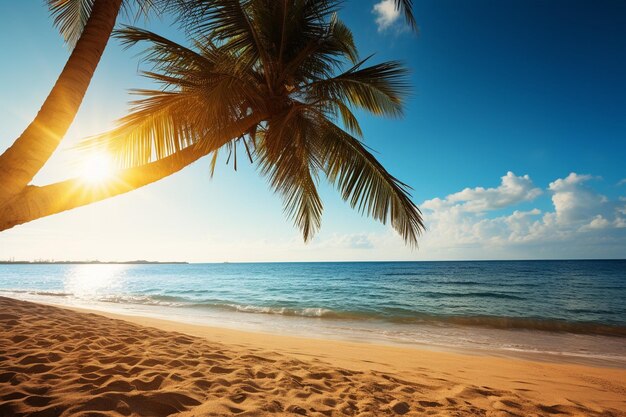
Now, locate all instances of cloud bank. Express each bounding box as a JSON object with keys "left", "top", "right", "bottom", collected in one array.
[
  {"left": 197, "top": 171, "right": 626, "bottom": 260},
  {"left": 422, "top": 172, "right": 542, "bottom": 213},
  {"left": 419, "top": 172, "right": 626, "bottom": 259}
]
